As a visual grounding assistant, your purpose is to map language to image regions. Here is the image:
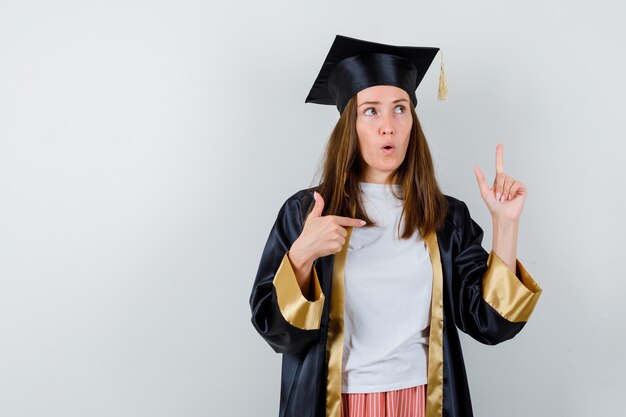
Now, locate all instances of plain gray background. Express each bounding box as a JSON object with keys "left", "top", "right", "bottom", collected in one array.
[{"left": 1, "top": 0, "right": 624, "bottom": 416}]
